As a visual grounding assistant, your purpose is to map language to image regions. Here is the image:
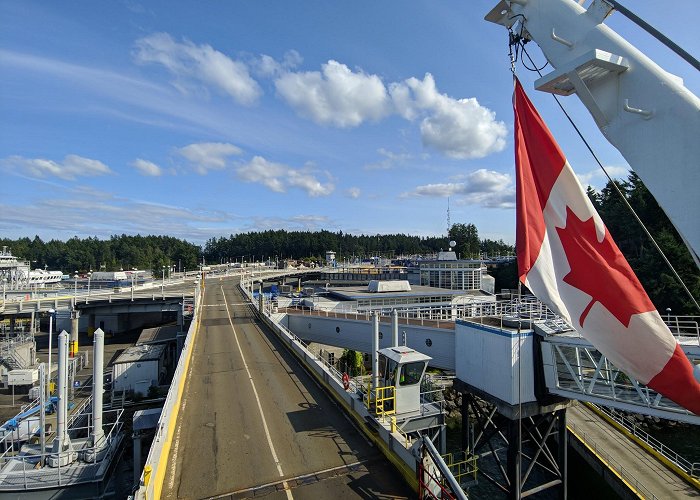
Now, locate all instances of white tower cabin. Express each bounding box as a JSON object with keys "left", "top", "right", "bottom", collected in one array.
[{"left": 377, "top": 346, "right": 430, "bottom": 415}]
